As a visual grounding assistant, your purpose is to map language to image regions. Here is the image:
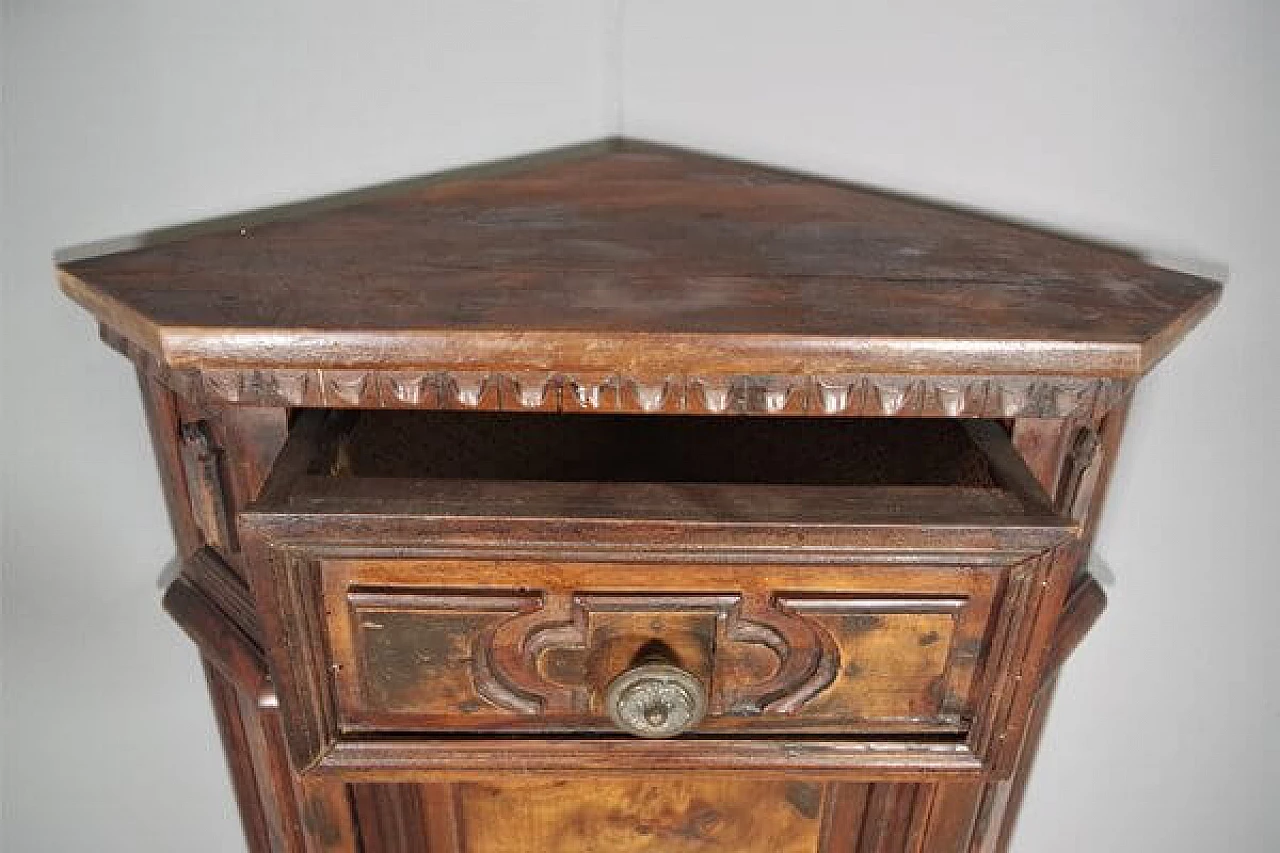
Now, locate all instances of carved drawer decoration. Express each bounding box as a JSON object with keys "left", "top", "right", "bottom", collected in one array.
[
  {"left": 329, "top": 583, "right": 993, "bottom": 737},
  {"left": 238, "top": 544, "right": 1074, "bottom": 776}
]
